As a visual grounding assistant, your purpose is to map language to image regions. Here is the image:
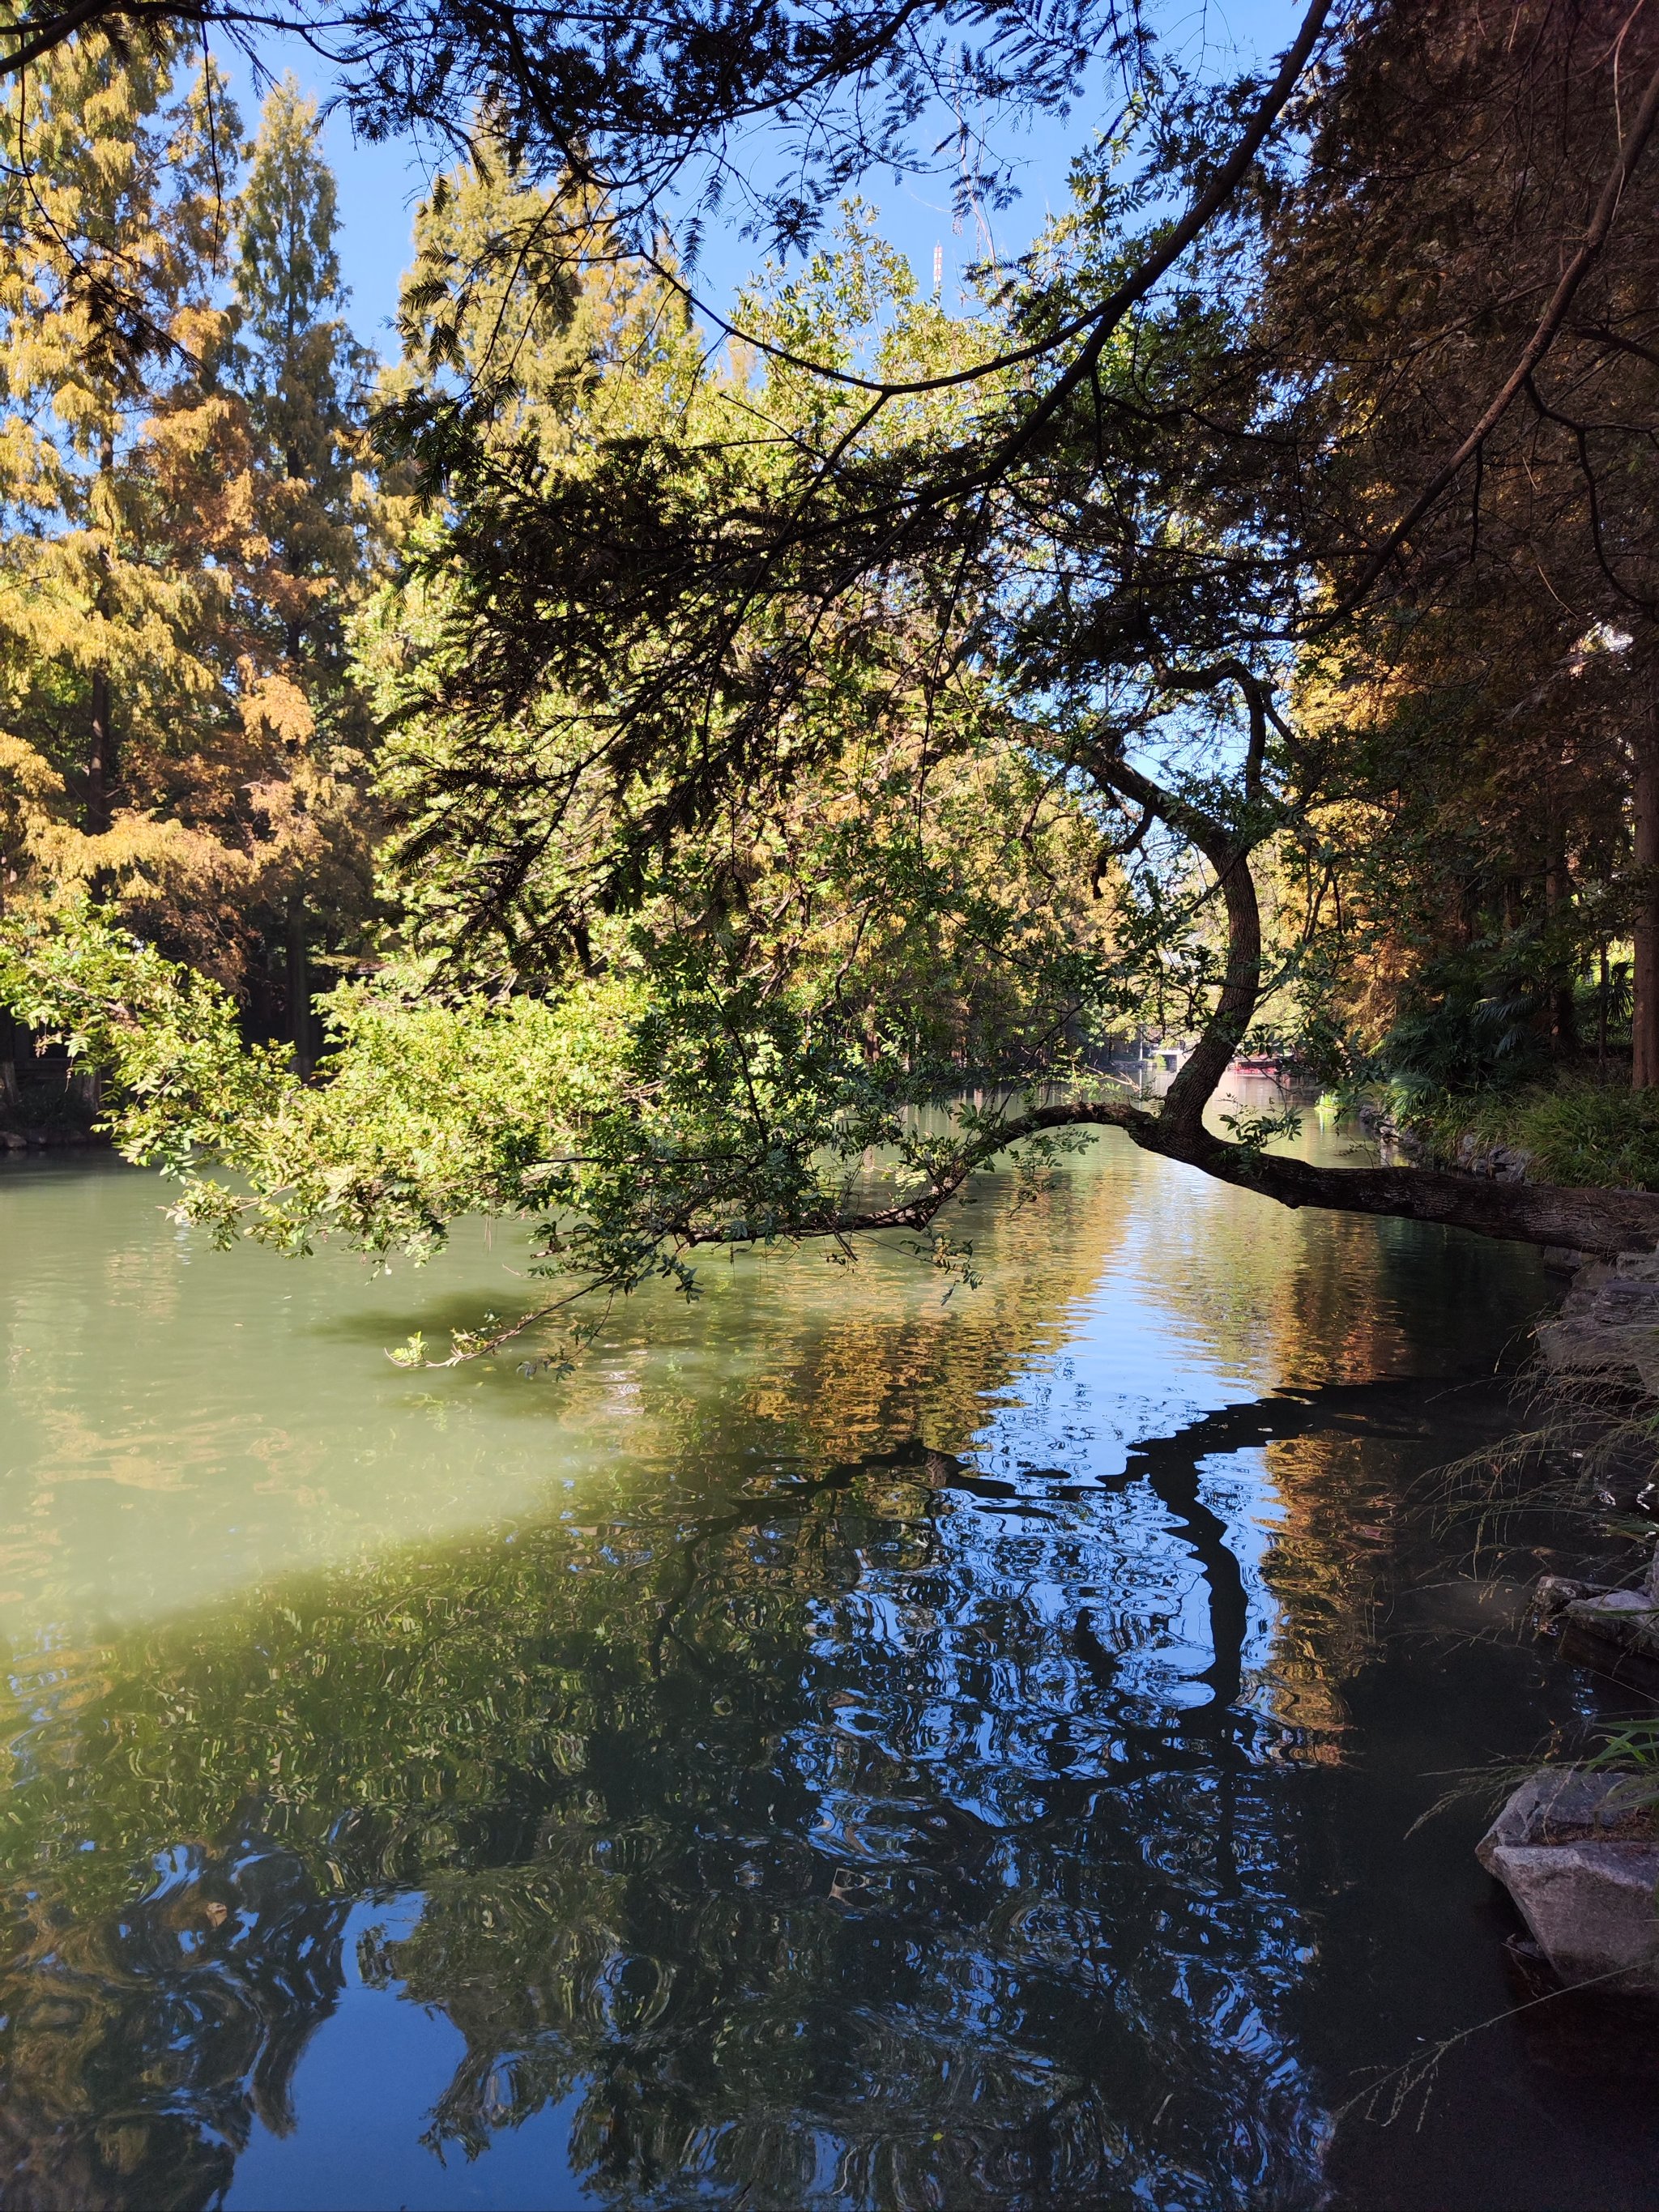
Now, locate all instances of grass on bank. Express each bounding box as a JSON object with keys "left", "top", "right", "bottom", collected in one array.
[{"left": 1391, "top": 1078, "right": 1659, "bottom": 1192}]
